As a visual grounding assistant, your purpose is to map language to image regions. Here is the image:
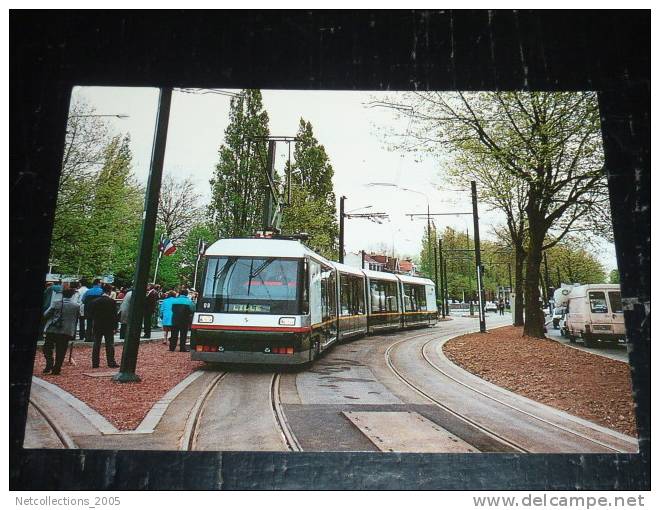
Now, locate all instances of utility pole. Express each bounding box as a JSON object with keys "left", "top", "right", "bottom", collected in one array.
[
  {"left": 443, "top": 257, "right": 449, "bottom": 315},
  {"left": 339, "top": 196, "right": 346, "bottom": 263},
  {"left": 556, "top": 266, "right": 562, "bottom": 287},
  {"left": 471, "top": 181, "right": 486, "bottom": 333},
  {"left": 438, "top": 237, "right": 446, "bottom": 318},
  {"left": 433, "top": 234, "right": 439, "bottom": 313},
  {"left": 427, "top": 204, "right": 433, "bottom": 279},
  {"left": 114, "top": 87, "right": 172, "bottom": 383},
  {"left": 262, "top": 140, "right": 276, "bottom": 230}
]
